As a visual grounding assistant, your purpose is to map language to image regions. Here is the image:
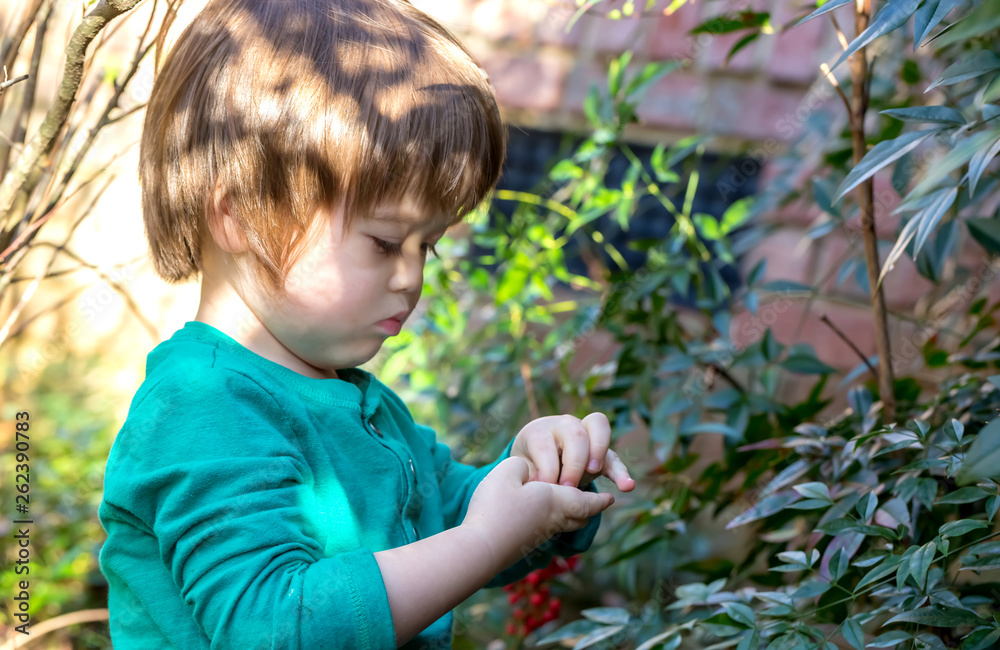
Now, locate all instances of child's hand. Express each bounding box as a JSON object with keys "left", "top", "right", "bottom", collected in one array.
[
  {"left": 462, "top": 456, "right": 616, "bottom": 570},
  {"left": 510, "top": 413, "right": 635, "bottom": 492}
]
